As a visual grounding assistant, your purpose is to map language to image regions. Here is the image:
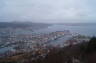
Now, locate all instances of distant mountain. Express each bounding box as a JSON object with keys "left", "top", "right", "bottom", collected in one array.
[{"left": 0, "top": 22, "right": 51, "bottom": 29}]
